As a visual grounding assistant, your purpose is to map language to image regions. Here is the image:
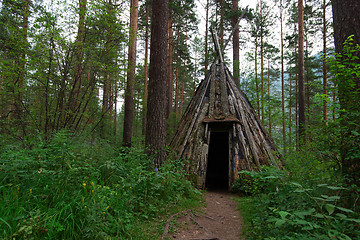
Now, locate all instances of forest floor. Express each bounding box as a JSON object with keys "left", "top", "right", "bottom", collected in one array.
[{"left": 164, "top": 191, "right": 243, "bottom": 240}]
